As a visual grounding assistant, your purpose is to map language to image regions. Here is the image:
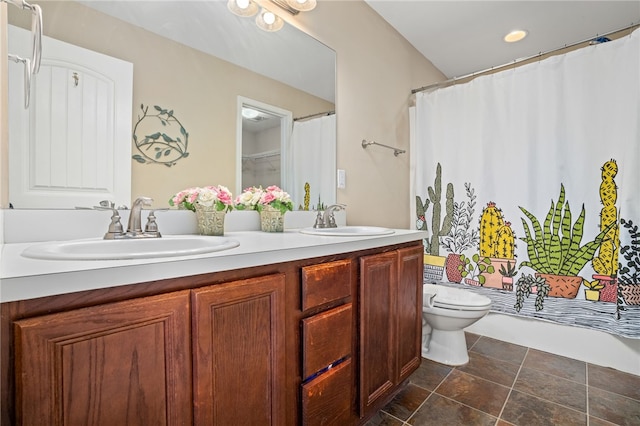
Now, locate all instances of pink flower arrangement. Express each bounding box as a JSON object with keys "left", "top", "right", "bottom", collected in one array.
[
  {"left": 235, "top": 185, "right": 293, "bottom": 214},
  {"left": 169, "top": 185, "right": 234, "bottom": 212}
]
